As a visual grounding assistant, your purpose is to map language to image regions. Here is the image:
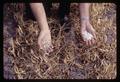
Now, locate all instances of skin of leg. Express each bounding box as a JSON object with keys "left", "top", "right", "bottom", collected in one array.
[
  {"left": 79, "top": 3, "right": 96, "bottom": 46},
  {"left": 30, "top": 3, "right": 53, "bottom": 54}
]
